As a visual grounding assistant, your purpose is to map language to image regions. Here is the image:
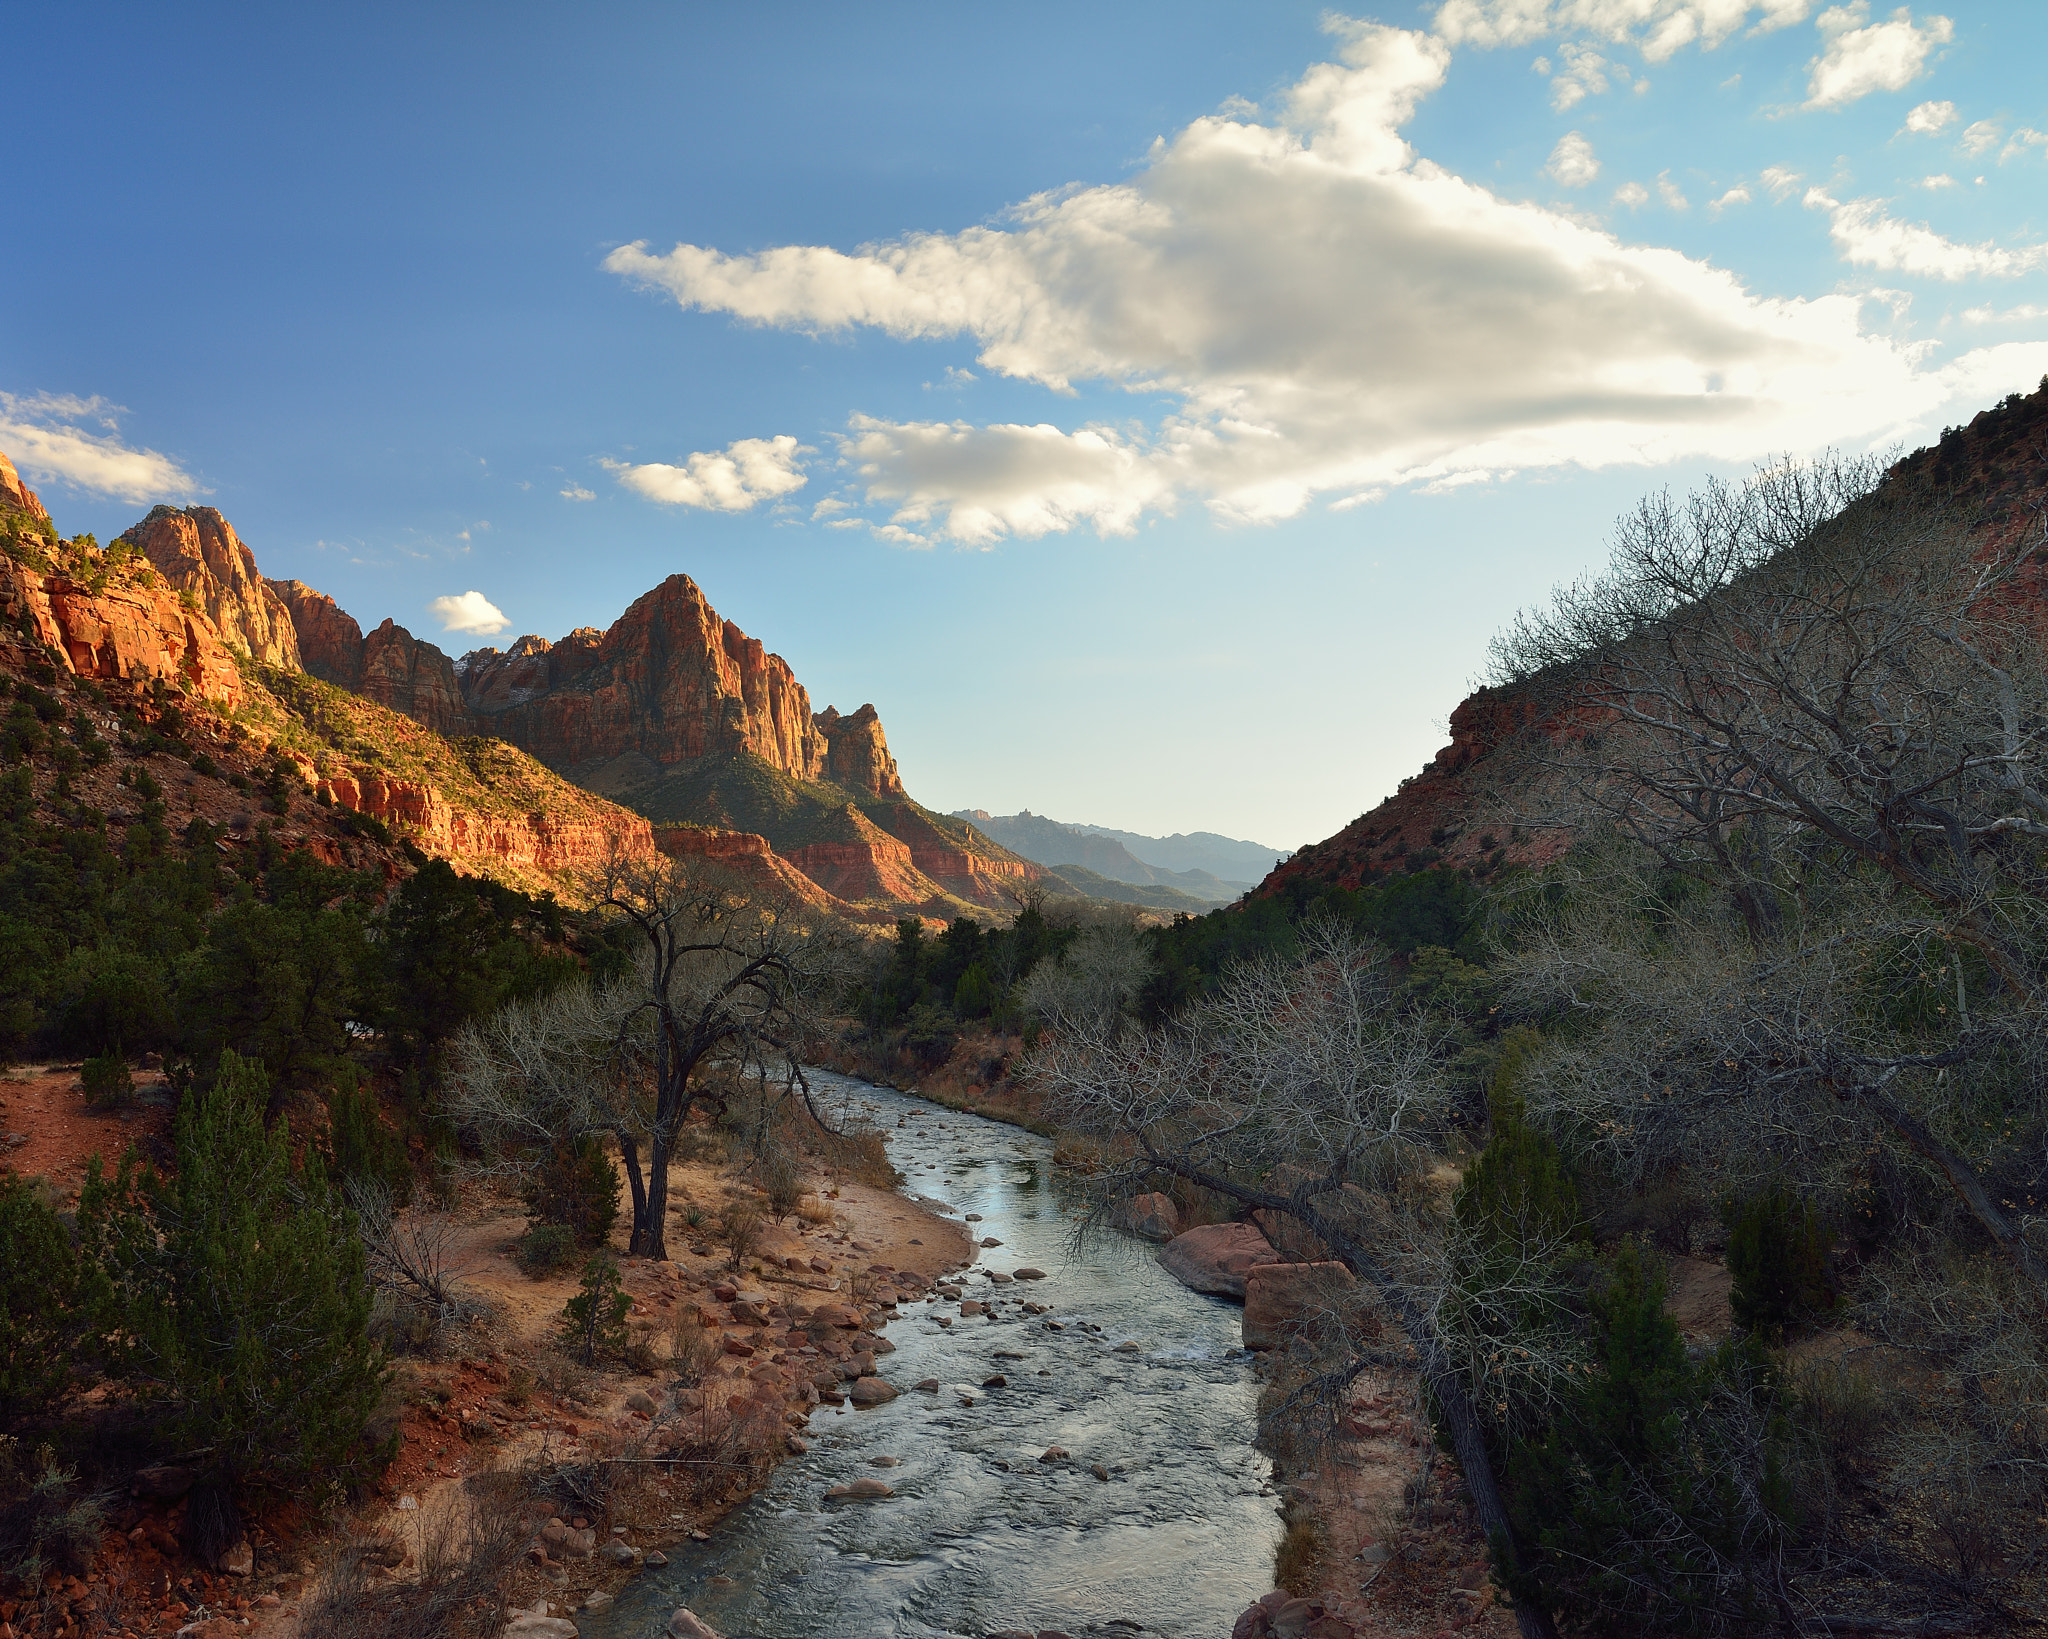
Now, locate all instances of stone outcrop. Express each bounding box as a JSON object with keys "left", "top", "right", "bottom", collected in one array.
[
  {"left": 1156, "top": 1223, "right": 1283, "bottom": 1300},
  {"left": 121, "top": 507, "right": 301, "bottom": 668},
  {"left": 815, "top": 704, "right": 903, "bottom": 798},
  {"left": 0, "top": 554, "right": 243, "bottom": 707},
  {"left": 0, "top": 450, "right": 49, "bottom": 523},
  {"left": 1242, "top": 1261, "right": 1358, "bottom": 1350},
  {"left": 651, "top": 825, "right": 854, "bottom": 916},
  {"left": 266, "top": 579, "right": 365, "bottom": 688},
  {"left": 316, "top": 768, "right": 658, "bottom": 880},
  {"left": 361, "top": 619, "right": 475, "bottom": 738}
]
